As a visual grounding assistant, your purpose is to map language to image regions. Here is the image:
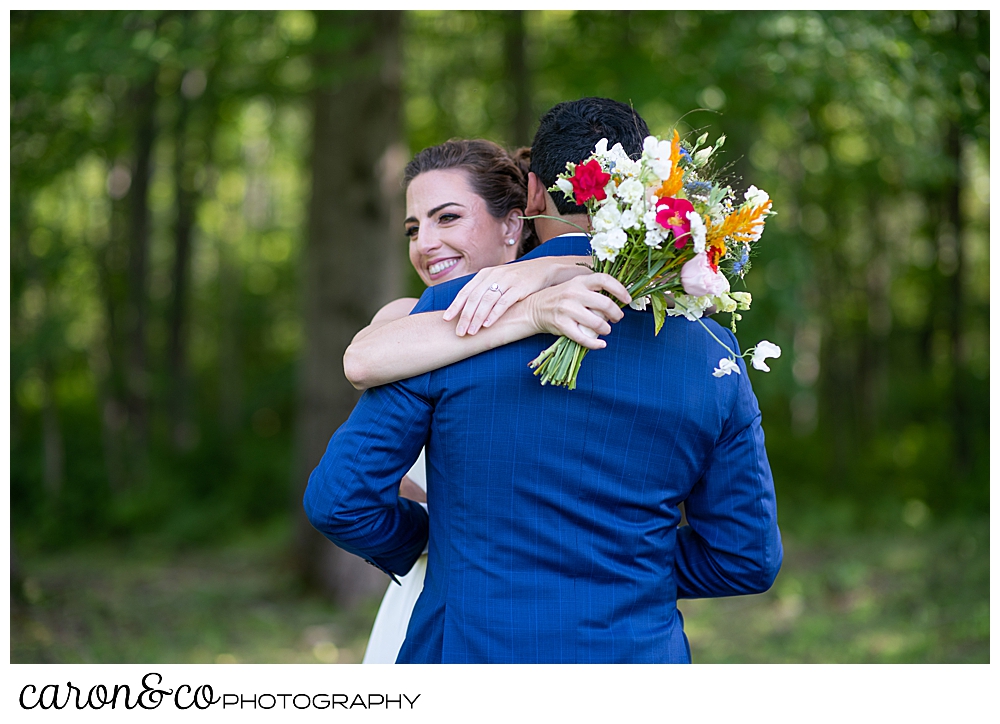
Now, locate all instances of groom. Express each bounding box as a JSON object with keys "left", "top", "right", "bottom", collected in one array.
[{"left": 305, "top": 97, "right": 782, "bottom": 663}]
